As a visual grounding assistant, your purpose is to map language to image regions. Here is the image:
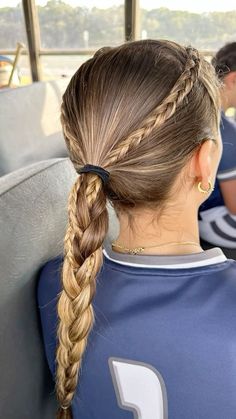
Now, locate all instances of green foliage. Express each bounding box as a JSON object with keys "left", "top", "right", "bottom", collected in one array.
[
  {"left": 140, "top": 8, "right": 236, "bottom": 49},
  {"left": 0, "top": 4, "right": 27, "bottom": 49},
  {"left": 1, "top": 0, "right": 236, "bottom": 50}
]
